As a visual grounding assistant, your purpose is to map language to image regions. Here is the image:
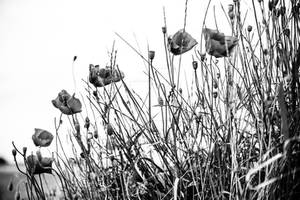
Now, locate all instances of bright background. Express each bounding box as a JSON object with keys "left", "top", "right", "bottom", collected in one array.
[{"left": 0, "top": 0, "right": 253, "bottom": 163}]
